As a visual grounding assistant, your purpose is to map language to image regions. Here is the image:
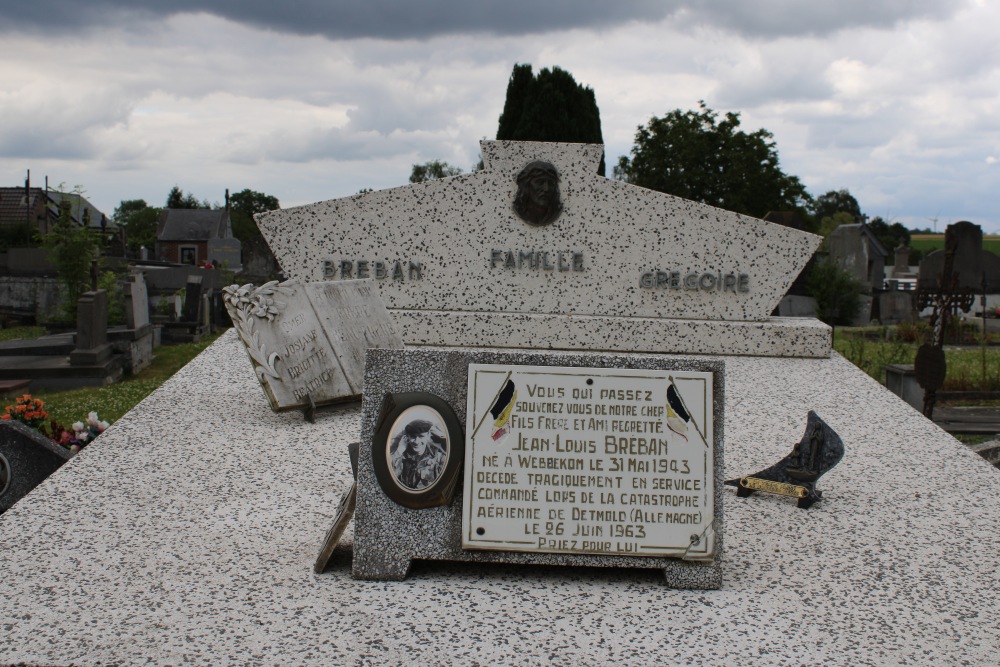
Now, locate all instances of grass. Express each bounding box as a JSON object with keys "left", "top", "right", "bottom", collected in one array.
[
  {"left": 833, "top": 325, "right": 1000, "bottom": 390},
  {"left": 833, "top": 327, "right": 1000, "bottom": 391},
  {"left": 0, "top": 326, "right": 44, "bottom": 343},
  {"left": 4, "top": 330, "right": 226, "bottom": 431},
  {"left": 910, "top": 233, "right": 1000, "bottom": 256}
]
